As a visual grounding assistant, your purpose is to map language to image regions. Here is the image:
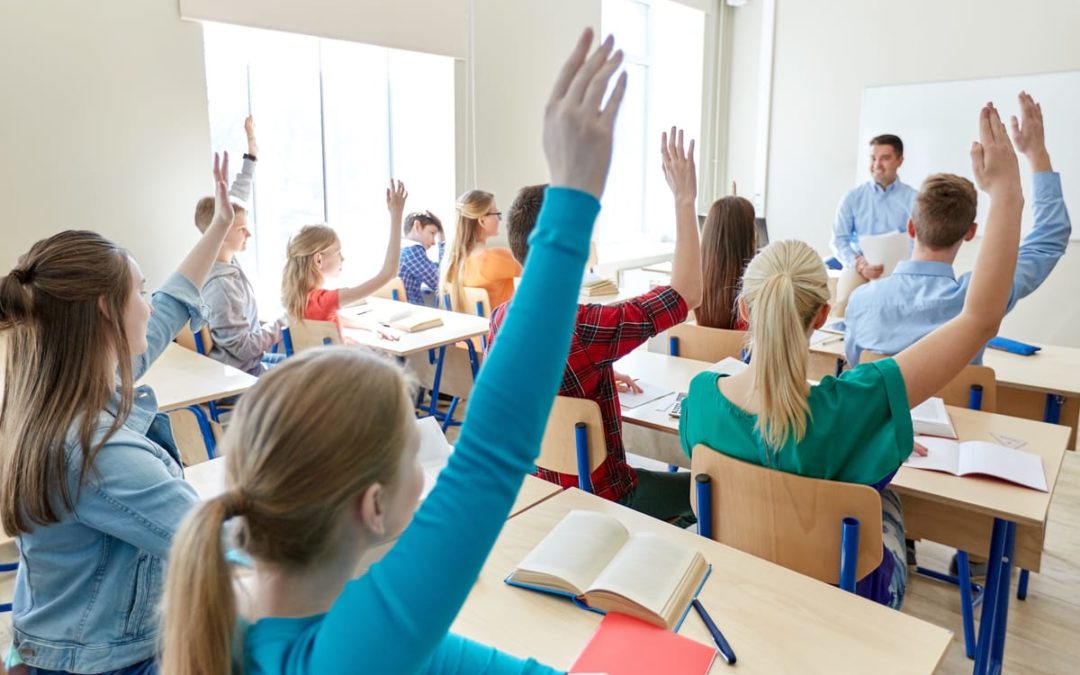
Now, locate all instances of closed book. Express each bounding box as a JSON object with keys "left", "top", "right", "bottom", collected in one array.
[{"left": 570, "top": 612, "right": 716, "bottom": 675}]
